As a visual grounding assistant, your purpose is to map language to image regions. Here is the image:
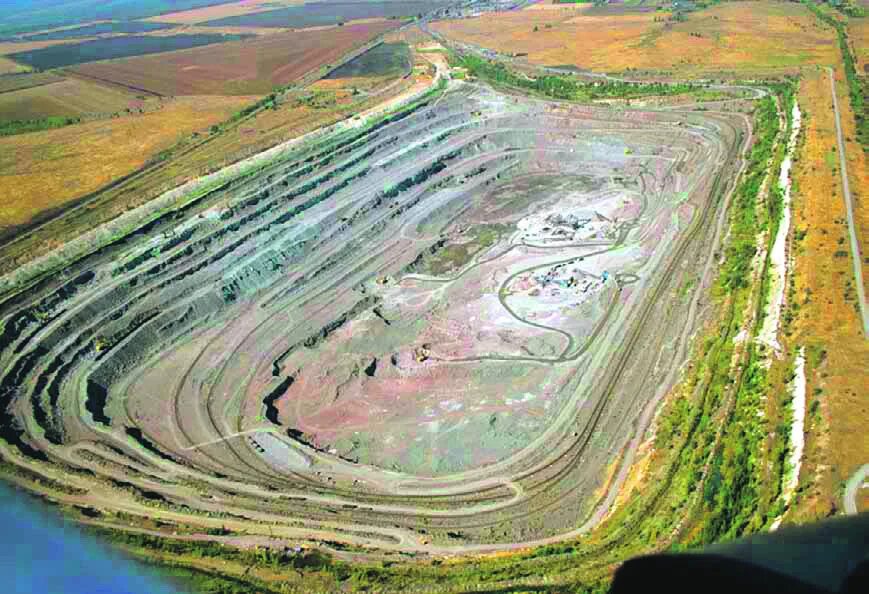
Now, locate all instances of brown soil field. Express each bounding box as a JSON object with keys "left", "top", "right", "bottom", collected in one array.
[
  {"left": 146, "top": 0, "right": 303, "bottom": 25},
  {"left": 788, "top": 67, "right": 869, "bottom": 522},
  {"left": 433, "top": 2, "right": 837, "bottom": 75},
  {"left": 0, "top": 77, "right": 137, "bottom": 120},
  {"left": 69, "top": 21, "right": 401, "bottom": 96},
  {"left": 0, "top": 95, "right": 249, "bottom": 232}
]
